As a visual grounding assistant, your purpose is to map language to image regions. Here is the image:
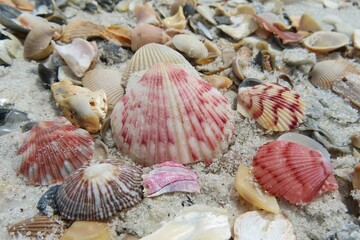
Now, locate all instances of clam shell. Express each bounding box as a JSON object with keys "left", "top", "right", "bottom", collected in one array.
[
  {"left": 24, "top": 22, "right": 55, "bottom": 60},
  {"left": 298, "top": 13, "right": 322, "bottom": 32},
  {"left": 308, "top": 60, "right": 360, "bottom": 89},
  {"left": 332, "top": 75, "right": 360, "bottom": 108},
  {"left": 61, "top": 19, "right": 105, "bottom": 43},
  {"left": 60, "top": 221, "right": 110, "bottom": 240},
  {"left": 56, "top": 161, "right": 143, "bottom": 220},
  {"left": 131, "top": 23, "right": 170, "bottom": 52},
  {"left": 82, "top": 68, "right": 125, "bottom": 109},
  {"left": 111, "top": 63, "right": 234, "bottom": 166},
  {"left": 237, "top": 82, "right": 305, "bottom": 131},
  {"left": 172, "top": 34, "right": 208, "bottom": 58},
  {"left": 303, "top": 31, "right": 349, "bottom": 53},
  {"left": 163, "top": 6, "right": 187, "bottom": 30},
  {"left": 253, "top": 140, "right": 337, "bottom": 204},
  {"left": 100, "top": 25, "right": 132, "bottom": 47},
  {"left": 15, "top": 117, "right": 94, "bottom": 185}
]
